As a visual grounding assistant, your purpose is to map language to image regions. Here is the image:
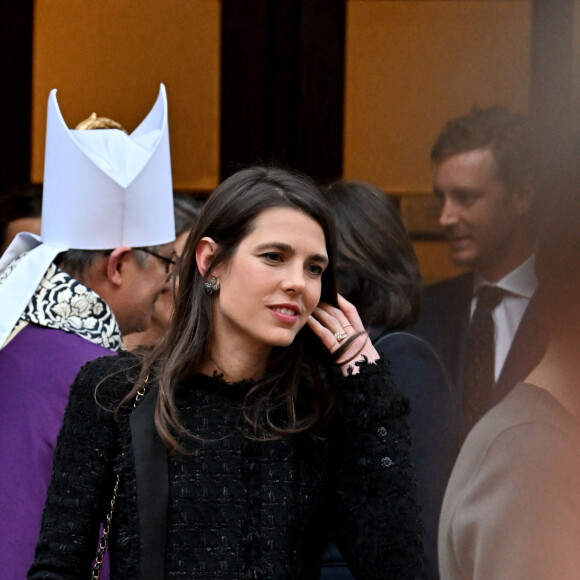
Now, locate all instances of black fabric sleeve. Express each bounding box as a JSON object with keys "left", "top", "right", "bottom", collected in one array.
[{"left": 330, "top": 360, "right": 423, "bottom": 580}]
